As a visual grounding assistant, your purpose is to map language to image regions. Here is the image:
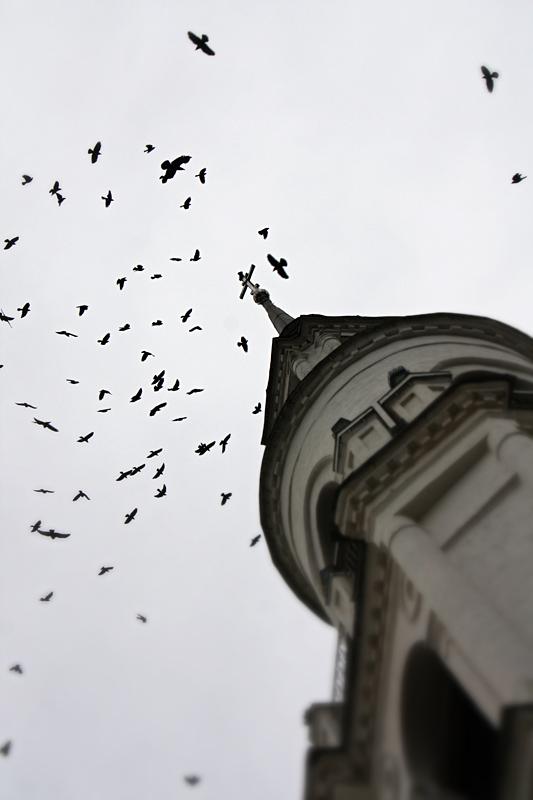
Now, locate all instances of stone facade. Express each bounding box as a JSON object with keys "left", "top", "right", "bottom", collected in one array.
[{"left": 259, "top": 312, "right": 533, "bottom": 800}]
